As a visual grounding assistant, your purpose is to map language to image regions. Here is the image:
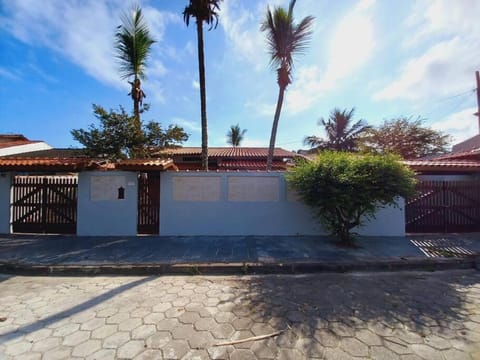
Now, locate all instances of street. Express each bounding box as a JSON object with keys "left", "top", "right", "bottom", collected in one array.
[{"left": 0, "top": 270, "right": 479, "bottom": 359}]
